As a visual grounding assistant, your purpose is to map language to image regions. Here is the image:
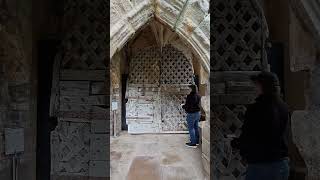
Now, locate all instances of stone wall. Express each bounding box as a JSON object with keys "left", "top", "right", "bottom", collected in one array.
[
  {"left": 200, "top": 83, "right": 210, "bottom": 178},
  {"left": 110, "top": 0, "right": 210, "bottom": 72},
  {"left": 0, "top": 0, "right": 34, "bottom": 179},
  {"left": 110, "top": 52, "right": 123, "bottom": 136},
  {"left": 288, "top": 0, "right": 320, "bottom": 179}
]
